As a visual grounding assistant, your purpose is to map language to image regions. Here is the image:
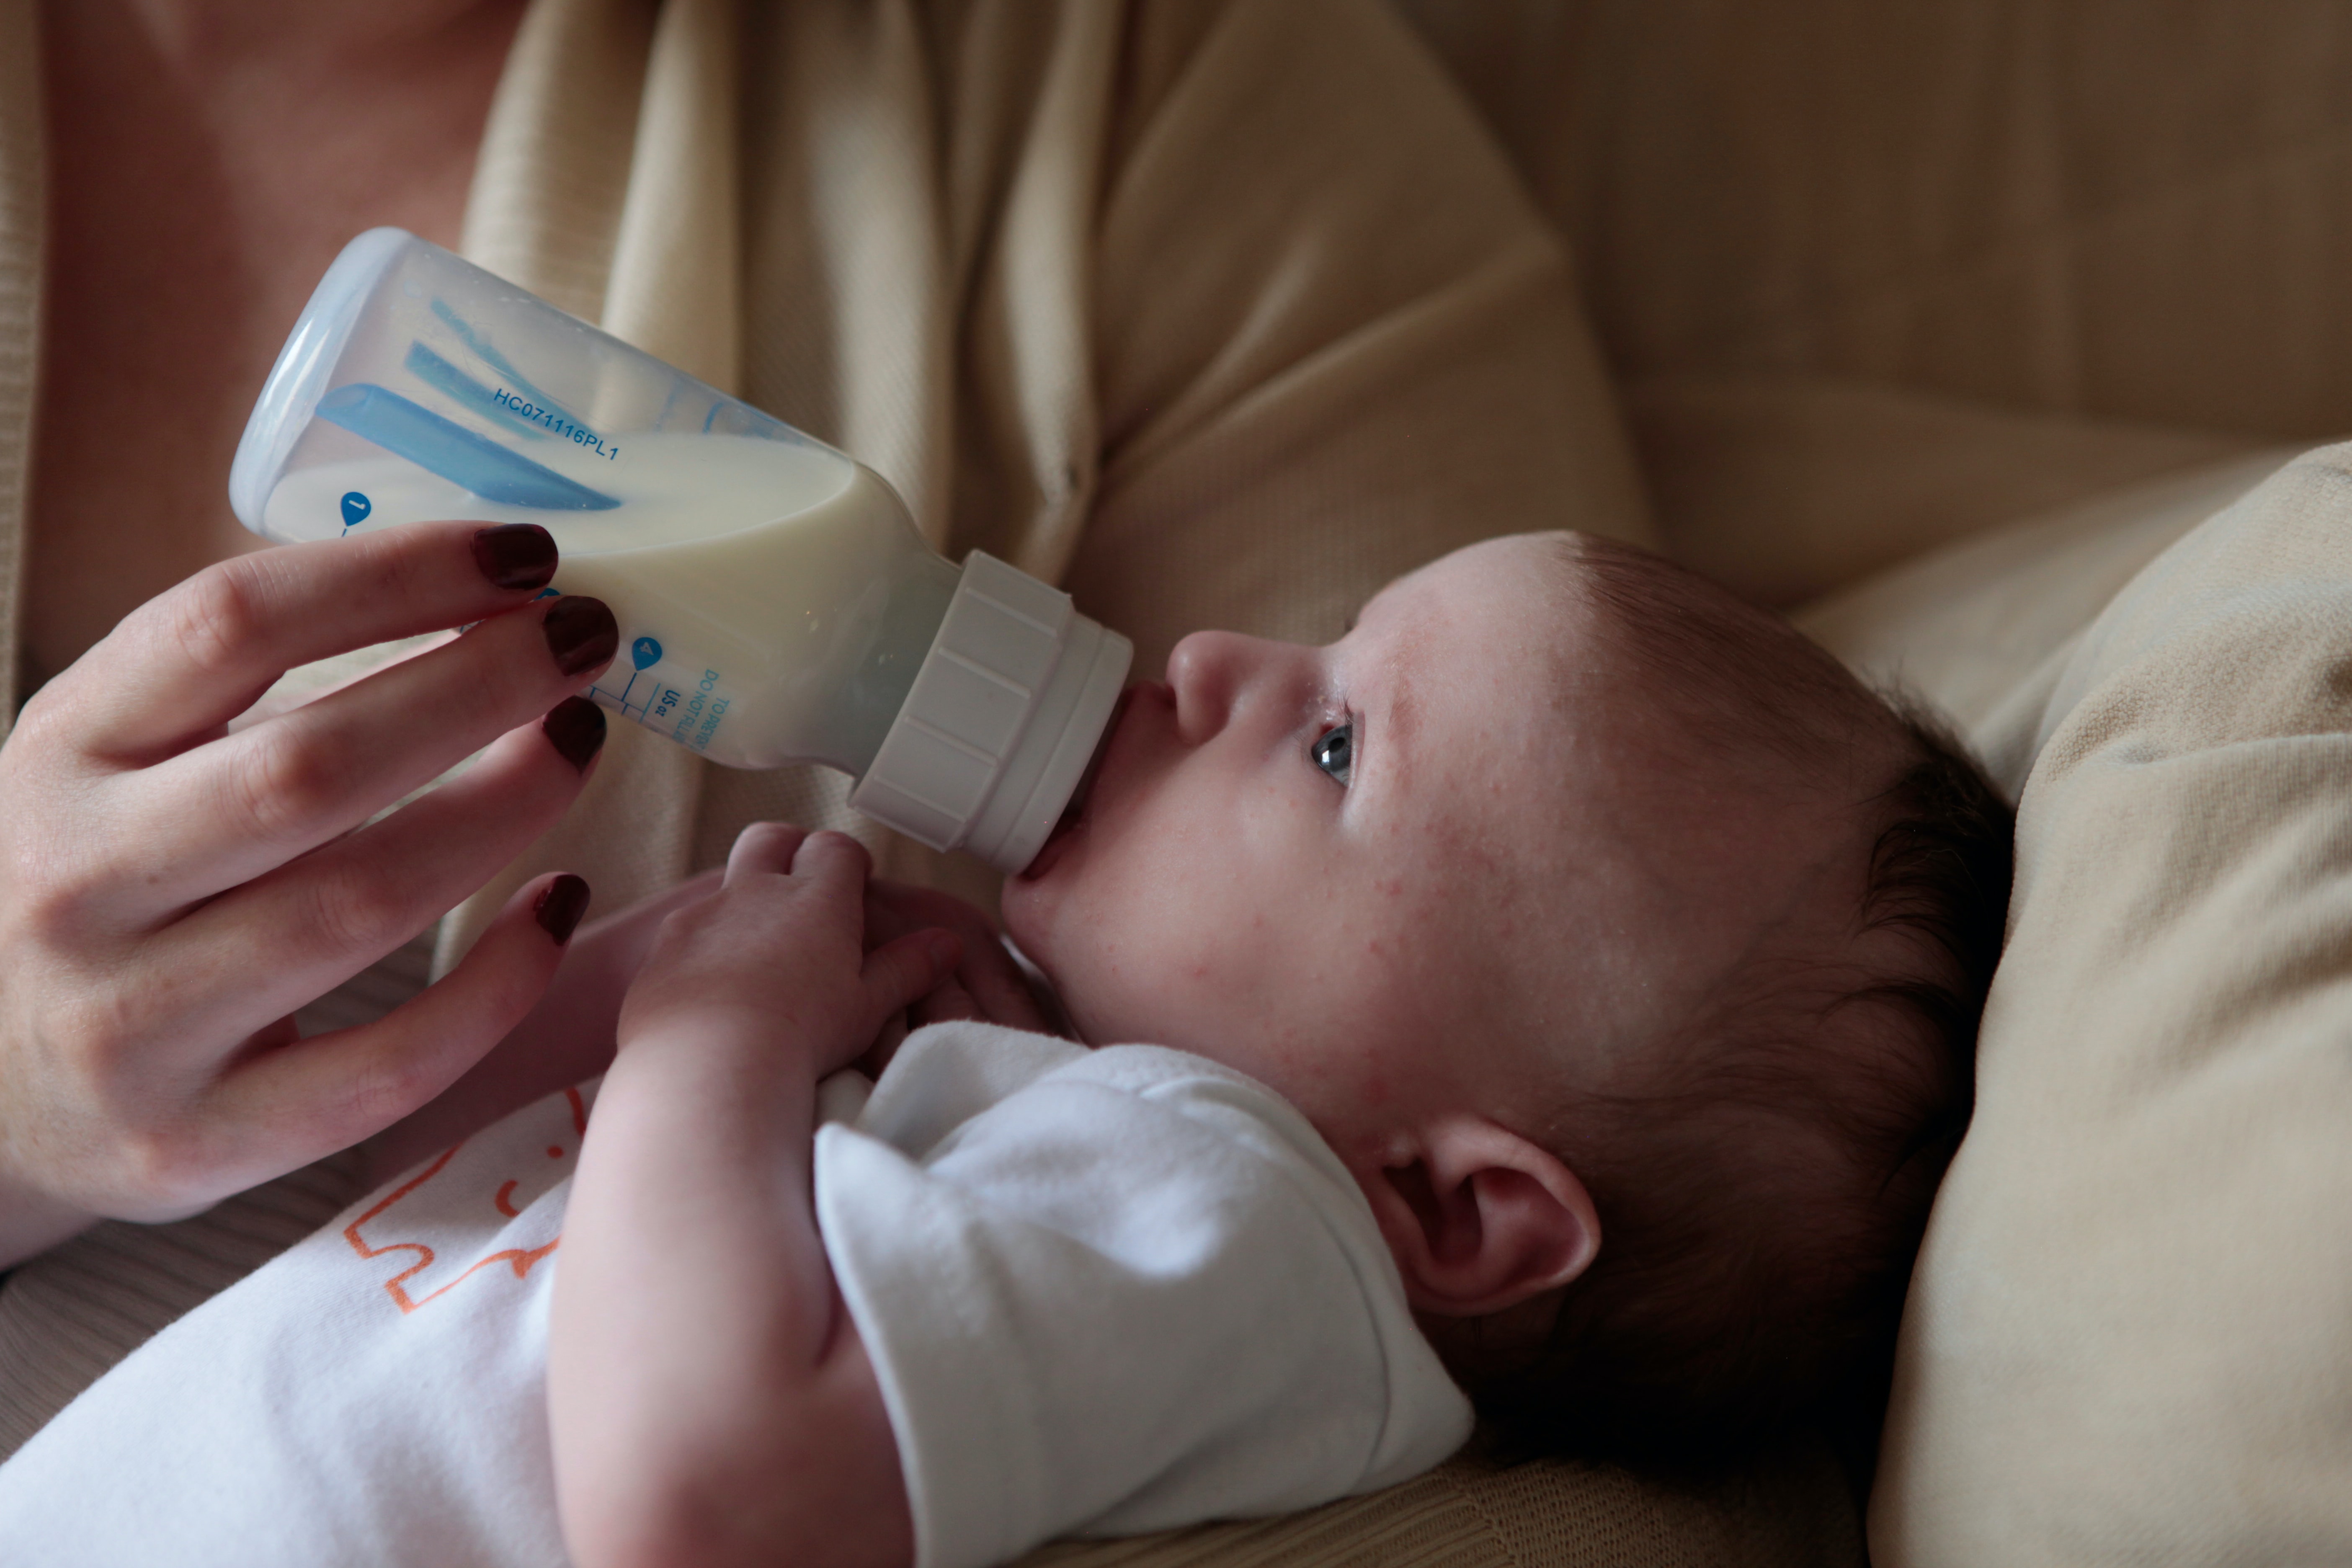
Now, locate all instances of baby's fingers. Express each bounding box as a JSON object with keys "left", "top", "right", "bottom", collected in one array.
[
  {"left": 789, "top": 830, "right": 873, "bottom": 898},
  {"left": 724, "top": 821, "right": 809, "bottom": 885},
  {"left": 867, "top": 879, "right": 1049, "bottom": 1032}
]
